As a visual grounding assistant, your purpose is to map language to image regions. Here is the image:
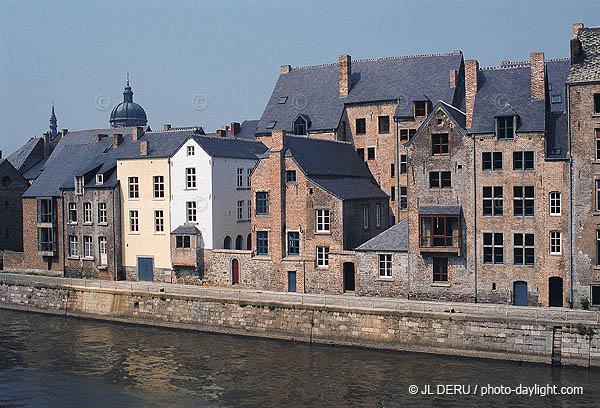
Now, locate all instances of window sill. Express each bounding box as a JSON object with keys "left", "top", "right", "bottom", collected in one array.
[
  {"left": 593, "top": 212, "right": 600, "bottom": 216},
  {"left": 129, "top": 232, "right": 140, "bottom": 235},
  {"left": 236, "top": 187, "right": 250, "bottom": 190},
  {"left": 254, "top": 255, "right": 271, "bottom": 260},
  {"left": 153, "top": 232, "right": 166, "bottom": 235},
  {"left": 514, "top": 264, "right": 535, "bottom": 267},
  {"left": 316, "top": 265, "right": 329, "bottom": 269},
  {"left": 98, "top": 222, "right": 109, "bottom": 226},
  {"left": 83, "top": 222, "right": 93, "bottom": 226},
  {"left": 593, "top": 266, "right": 600, "bottom": 270},
  {"left": 153, "top": 198, "right": 165, "bottom": 201},
  {"left": 67, "top": 222, "right": 78, "bottom": 226},
  {"left": 68, "top": 256, "right": 80, "bottom": 260},
  {"left": 549, "top": 253, "right": 562, "bottom": 256},
  {"left": 431, "top": 282, "right": 450, "bottom": 287},
  {"left": 184, "top": 188, "right": 198, "bottom": 191},
  {"left": 83, "top": 257, "right": 95, "bottom": 261},
  {"left": 128, "top": 198, "right": 139, "bottom": 201},
  {"left": 255, "top": 213, "right": 270, "bottom": 217},
  {"left": 237, "top": 219, "right": 250, "bottom": 223},
  {"left": 376, "top": 277, "right": 394, "bottom": 282},
  {"left": 549, "top": 214, "right": 561, "bottom": 217},
  {"left": 98, "top": 265, "right": 107, "bottom": 270},
  {"left": 315, "top": 231, "right": 331, "bottom": 235}
]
